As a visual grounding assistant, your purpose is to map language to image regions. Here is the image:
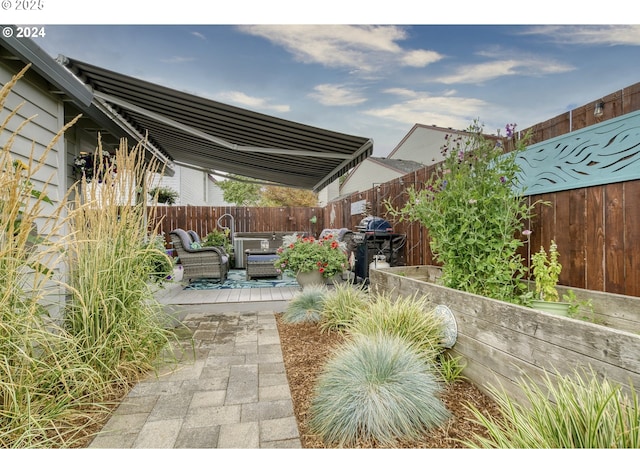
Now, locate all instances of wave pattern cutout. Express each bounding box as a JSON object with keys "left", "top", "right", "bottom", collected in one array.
[{"left": 515, "top": 111, "right": 640, "bottom": 195}]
